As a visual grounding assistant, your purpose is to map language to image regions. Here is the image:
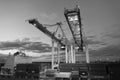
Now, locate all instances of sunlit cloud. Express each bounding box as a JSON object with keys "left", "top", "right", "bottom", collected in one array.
[{"left": 0, "top": 38, "right": 52, "bottom": 56}]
